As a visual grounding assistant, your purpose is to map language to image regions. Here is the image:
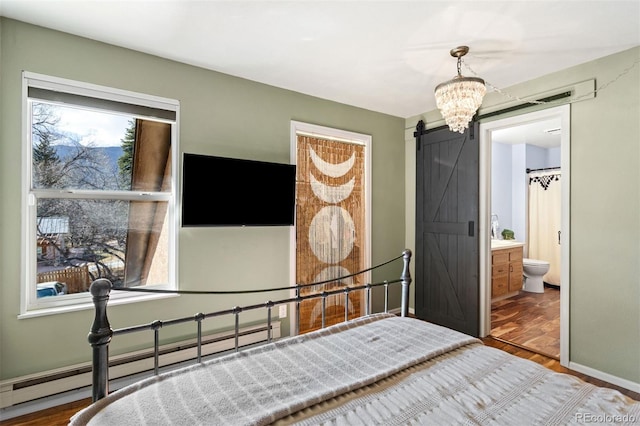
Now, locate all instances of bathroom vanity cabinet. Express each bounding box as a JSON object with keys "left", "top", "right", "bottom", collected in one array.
[{"left": 491, "top": 245, "right": 523, "bottom": 299}]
